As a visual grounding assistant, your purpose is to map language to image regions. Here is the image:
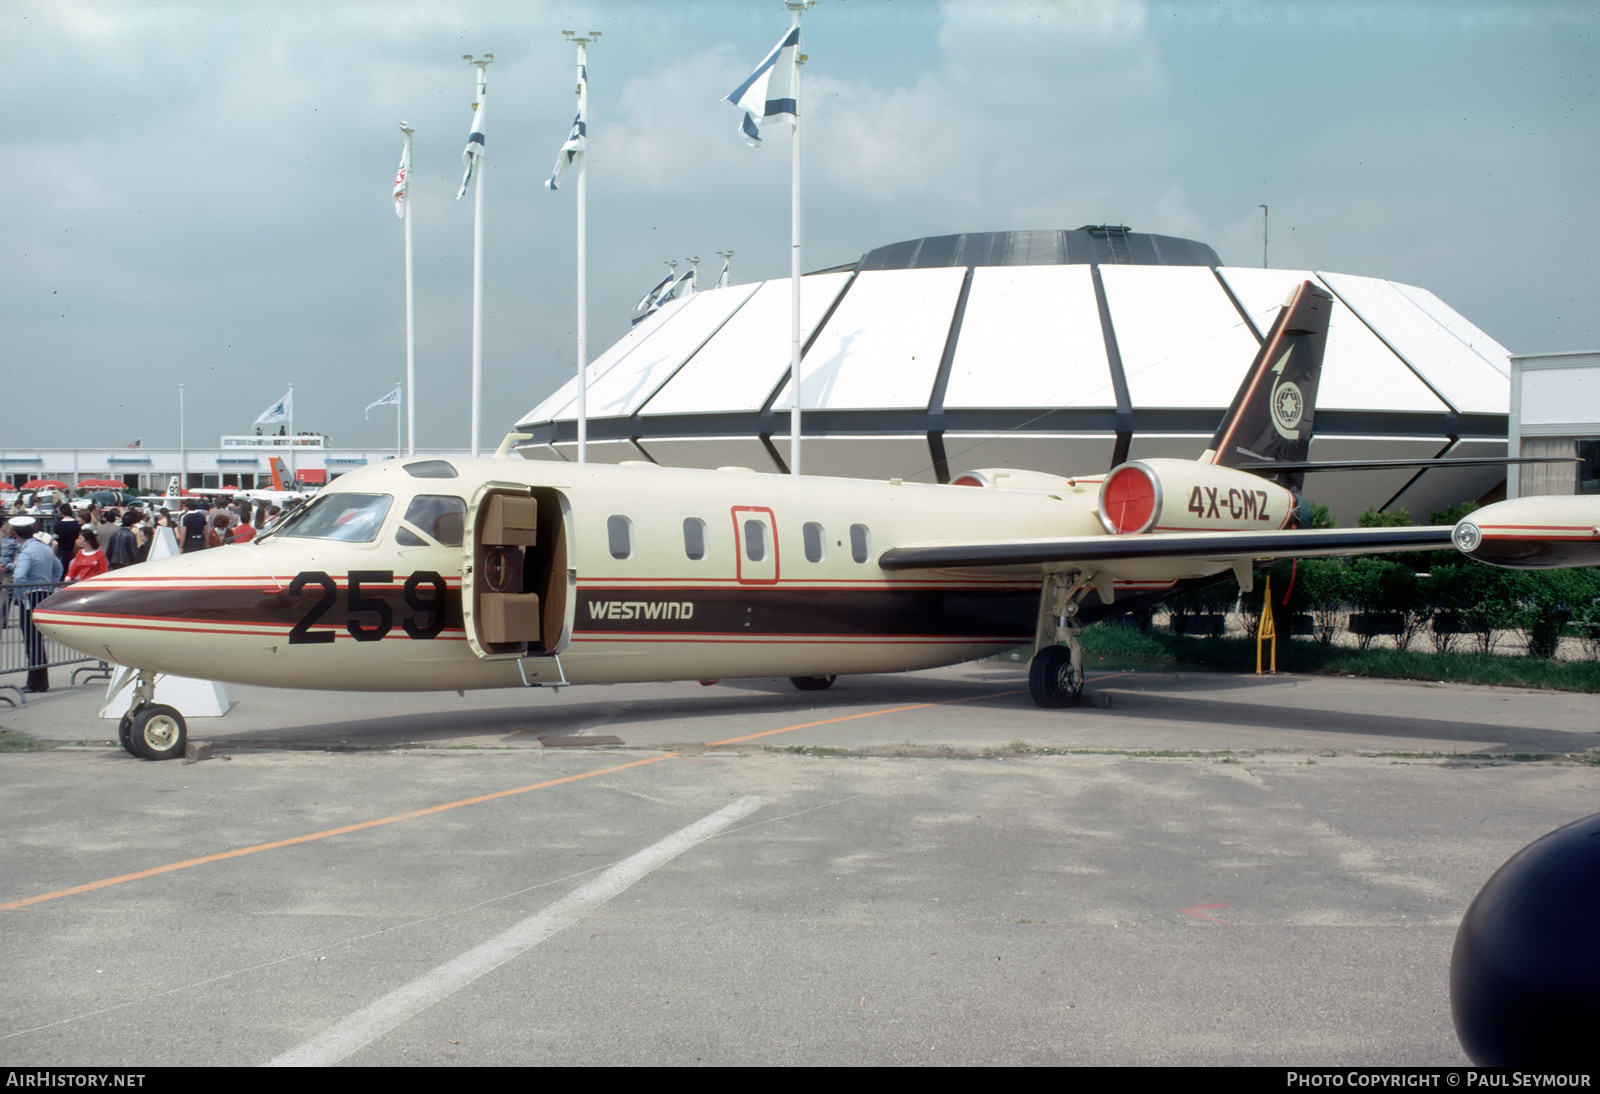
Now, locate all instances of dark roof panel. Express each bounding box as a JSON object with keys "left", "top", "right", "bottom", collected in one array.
[{"left": 851, "top": 228, "right": 1221, "bottom": 272}]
